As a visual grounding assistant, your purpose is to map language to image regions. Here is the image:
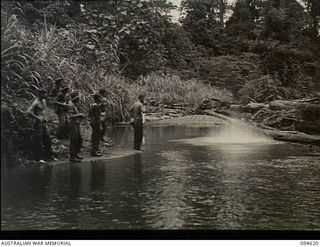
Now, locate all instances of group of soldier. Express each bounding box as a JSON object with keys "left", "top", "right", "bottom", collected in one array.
[
  {"left": 1, "top": 78, "right": 146, "bottom": 168},
  {"left": 25, "top": 78, "right": 146, "bottom": 164}
]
